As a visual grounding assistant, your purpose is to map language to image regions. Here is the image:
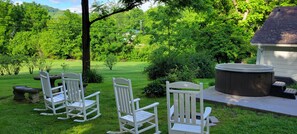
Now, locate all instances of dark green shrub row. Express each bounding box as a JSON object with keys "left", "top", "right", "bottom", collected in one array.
[
  {"left": 144, "top": 48, "right": 215, "bottom": 81},
  {"left": 143, "top": 47, "right": 215, "bottom": 97},
  {"left": 85, "top": 69, "right": 104, "bottom": 83},
  {"left": 0, "top": 55, "right": 25, "bottom": 75}
]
